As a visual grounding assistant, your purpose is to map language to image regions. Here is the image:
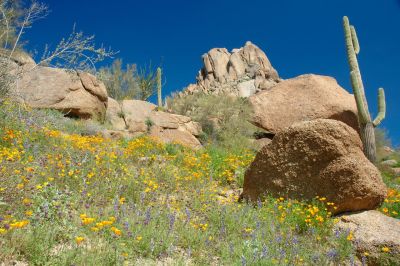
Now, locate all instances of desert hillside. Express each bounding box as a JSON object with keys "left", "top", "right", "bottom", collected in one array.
[{"left": 0, "top": 1, "right": 399, "bottom": 265}]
